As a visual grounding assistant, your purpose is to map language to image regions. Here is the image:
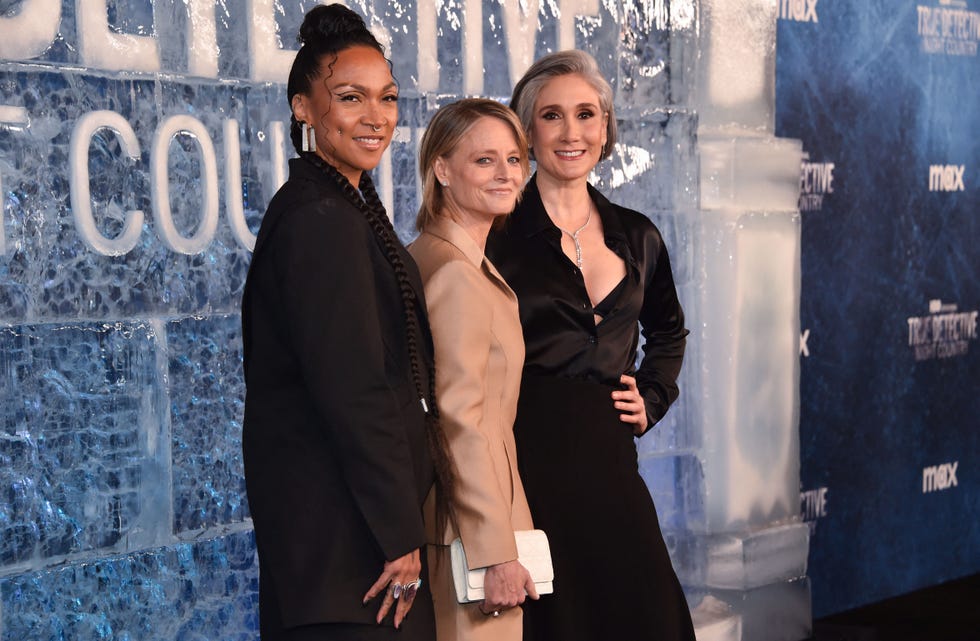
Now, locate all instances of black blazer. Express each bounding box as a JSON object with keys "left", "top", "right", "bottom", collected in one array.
[{"left": 241, "top": 157, "right": 435, "bottom": 629}]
